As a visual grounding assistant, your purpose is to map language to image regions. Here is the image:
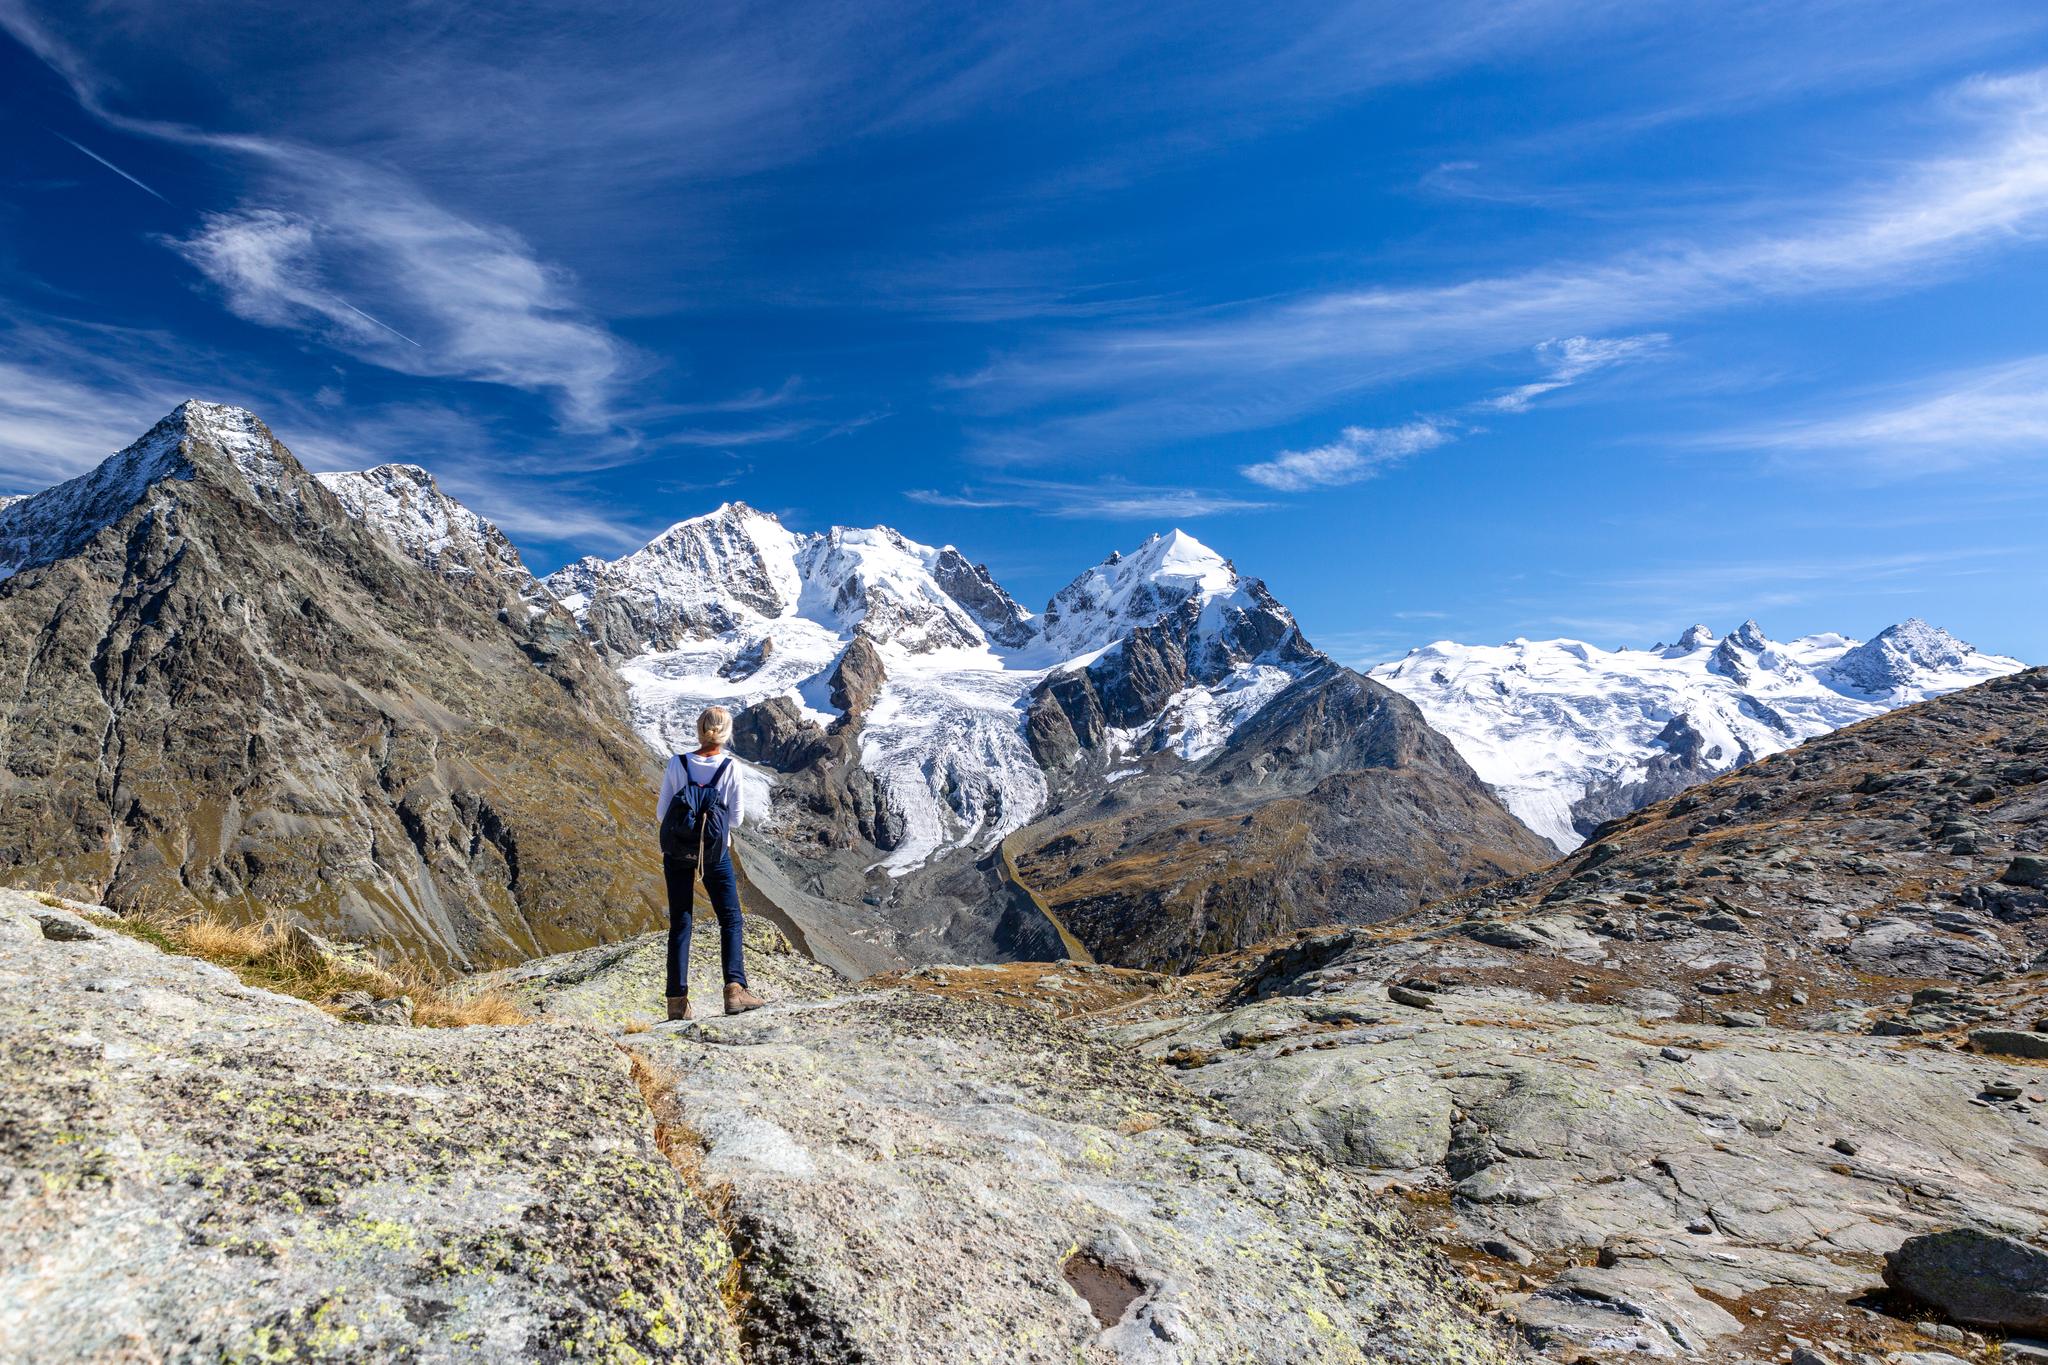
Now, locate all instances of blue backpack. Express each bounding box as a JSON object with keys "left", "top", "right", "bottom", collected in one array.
[{"left": 659, "top": 756, "right": 731, "bottom": 868}]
